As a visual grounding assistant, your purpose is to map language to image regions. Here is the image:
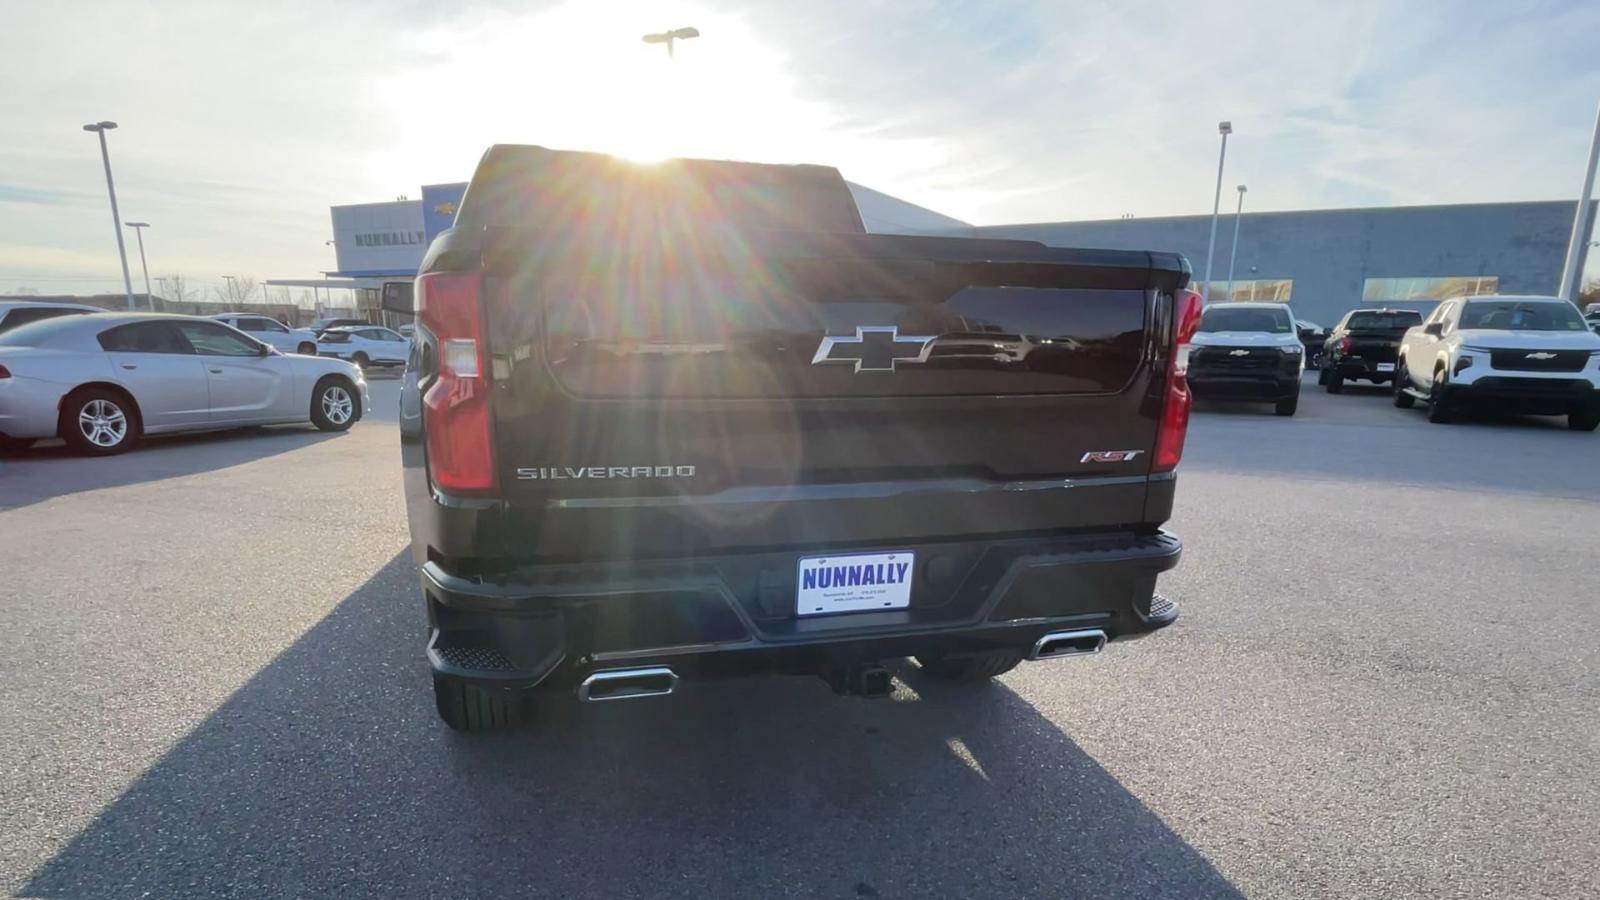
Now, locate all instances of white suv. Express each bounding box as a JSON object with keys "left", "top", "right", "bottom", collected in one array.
[
  {"left": 212, "top": 313, "right": 320, "bottom": 355},
  {"left": 1394, "top": 295, "right": 1600, "bottom": 430}
]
